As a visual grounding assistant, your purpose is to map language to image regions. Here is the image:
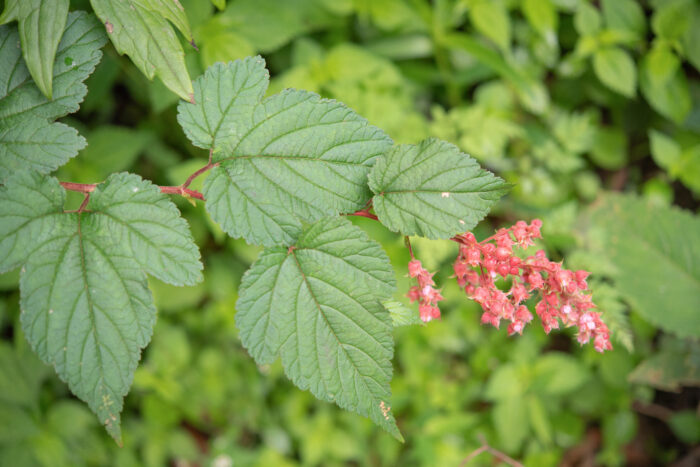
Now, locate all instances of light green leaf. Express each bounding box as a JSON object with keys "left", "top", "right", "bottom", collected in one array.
[
  {"left": 469, "top": 0, "right": 511, "bottom": 52},
  {"left": 0, "top": 0, "right": 18, "bottom": 25},
  {"left": 1, "top": 171, "right": 202, "bottom": 443},
  {"left": 651, "top": 0, "right": 692, "bottom": 41},
  {"left": 532, "top": 353, "right": 590, "bottom": 395},
  {"left": 211, "top": 0, "right": 226, "bottom": 11},
  {"left": 368, "top": 138, "right": 508, "bottom": 239},
  {"left": 590, "top": 127, "right": 627, "bottom": 170},
  {"left": 593, "top": 47, "right": 636, "bottom": 97},
  {"left": 521, "top": 0, "right": 558, "bottom": 39},
  {"left": 493, "top": 397, "right": 529, "bottom": 453},
  {"left": 15, "top": 0, "right": 69, "bottom": 99},
  {"left": 601, "top": 0, "right": 645, "bottom": 38},
  {"left": 645, "top": 43, "right": 680, "bottom": 88},
  {"left": 179, "top": 58, "right": 392, "bottom": 246},
  {"left": 236, "top": 217, "right": 401, "bottom": 439},
  {"left": 443, "top": 33, "right": 549, "bottom": 114},
  {"left": 0, "top": 118, "right": 86, "bottom": 183},
  {"left": 588, "top": 194, "right": 700, "bottom": 337},
  {"left": 0, "top": 11, "right": 106, "bottom": 123},
  {"left": 383, "top": 300, "right": 423, "bottom": 327},
  {"left": 640, "top": 54, "right": 691, "bottom": 124},
  {"left": 574, "top": 2, "right": 601, "bottom": 36},
  {"left": 136, "top": 0, "right": 193, "bottom": 41},
  {"left": 649, "top": 129, "right": 681, "bottom": 170},
  {"left": 682, "top": 4, "right": 700, "bottom": 72},
  {"left": 89, "top": 0, "right": 193, "bottom": 101},
  {"left": 88, "top": 172, "right": 203, "bottom": 286}
]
